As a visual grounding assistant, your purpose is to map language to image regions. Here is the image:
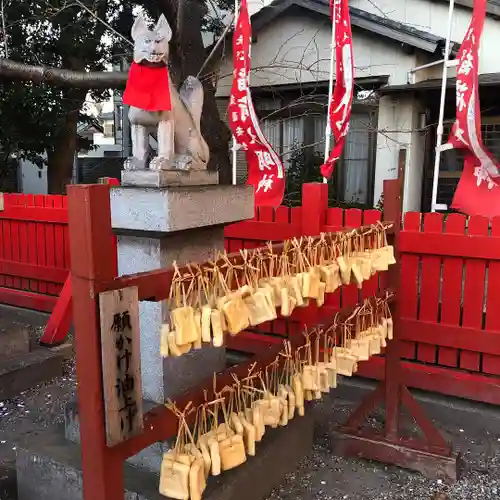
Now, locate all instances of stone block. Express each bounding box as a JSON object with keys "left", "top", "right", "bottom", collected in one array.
[
  {"left": 18, "top": 410, "right": 313, "bottom": 500},
  {"left": 65, "top": 398, "right": 168, "bottom": 473},
  {"left": 117, "top": 226, "right": 227, "bottom": 404},
  {"left": 110, "top": 184, "right": 254, "bottom": 234},
  {"left": 0, "top": 325, "right": 30, "bottom": 358},
  {"left": 0, "top": 344, "right": 72, "bottom": 400},
  {"left": 122, "top": 168, "right": 219, "bottom": 187}
]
